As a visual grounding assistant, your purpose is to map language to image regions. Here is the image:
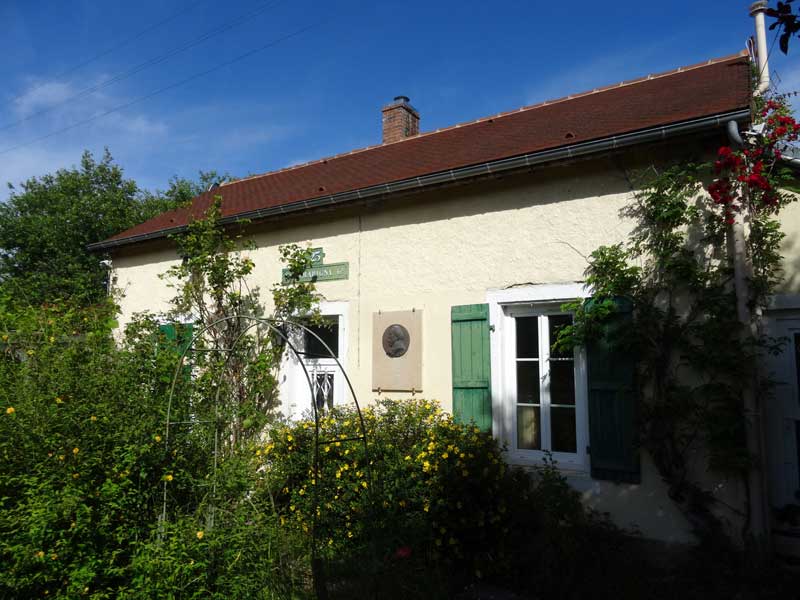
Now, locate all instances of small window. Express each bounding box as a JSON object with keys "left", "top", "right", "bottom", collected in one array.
[{"left": 302, "top": 317, "right": 339, "bottom": 359}]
